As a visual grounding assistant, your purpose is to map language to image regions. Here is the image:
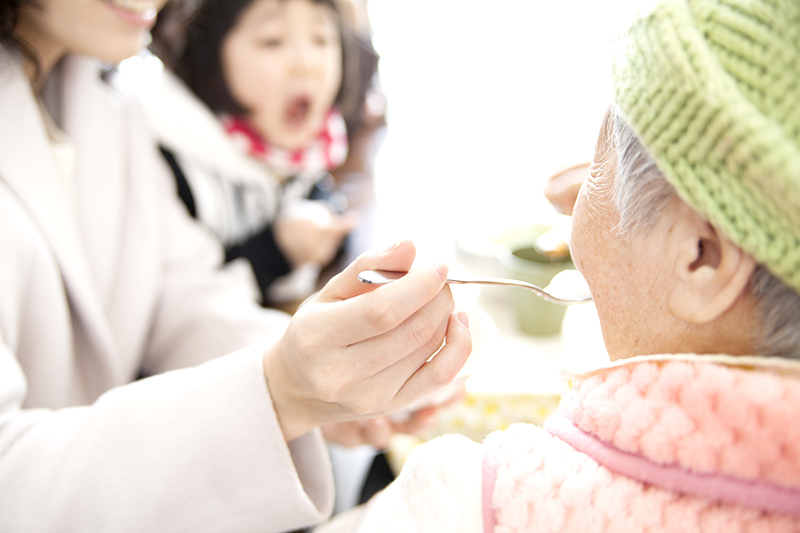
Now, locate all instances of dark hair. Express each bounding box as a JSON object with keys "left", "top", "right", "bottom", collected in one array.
[
  {"left": 151, "top": 0, "right": 349, "bottom": 116},
  {"left": 0, "top": 0, "right": 42, "bottom": 78},
  {"left": 0, "top": 0, "right": 23, "bottom": 51}
]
